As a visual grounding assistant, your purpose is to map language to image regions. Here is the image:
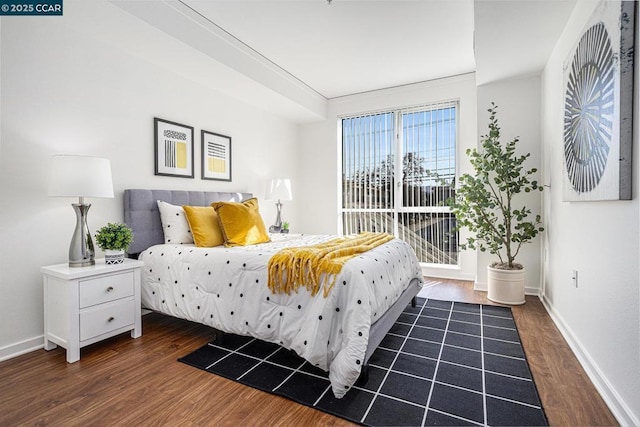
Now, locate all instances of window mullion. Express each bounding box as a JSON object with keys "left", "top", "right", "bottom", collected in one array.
[{"left": 394, "top": 111, "right": 402, "bottom": 238}]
